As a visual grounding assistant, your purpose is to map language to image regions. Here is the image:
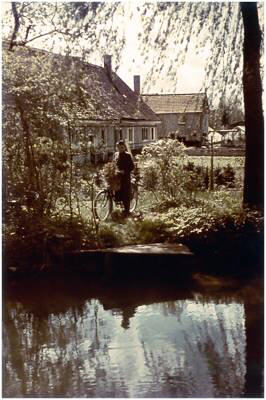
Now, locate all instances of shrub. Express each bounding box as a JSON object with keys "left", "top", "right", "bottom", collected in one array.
[
  {"left": 141, "top": 164, "right": 159, "bottom": 191},
  {"left": 183, "top": 161, "right": 208, "bottom": 191},
  {"left": 222, "top": 164, "right": 236, "bottom": 188},
  {"left": 127, "top": 217, "right": 169, "bottom": 244},
  {"left": 214, "top": 164, "right": 236, "bottom": 188},
  {"left": 97, "top": 223, "right": 122, "bottom": 248},
  {"left": 136, "top": 139, "right": 204, "bottom": 202},
  {"left": 156, "top": 200, "right": 263, "bottom": 265},
  {"left": 3, "top": 213, "right": 97, "bottom": 274}
]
